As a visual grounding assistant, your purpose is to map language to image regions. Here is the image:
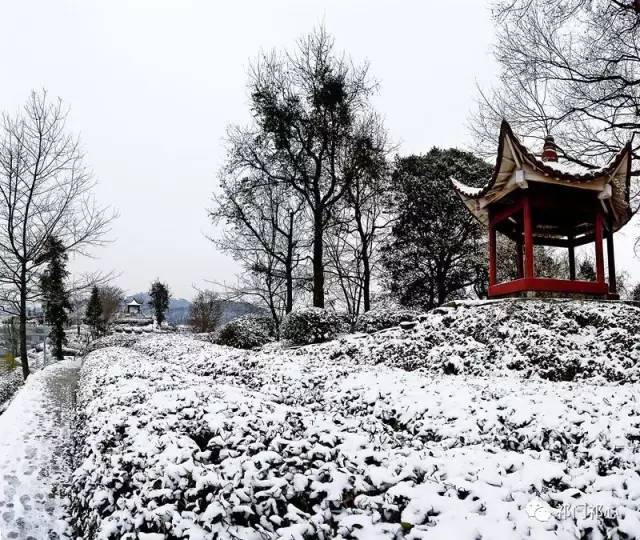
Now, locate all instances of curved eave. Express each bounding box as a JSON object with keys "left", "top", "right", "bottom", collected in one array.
[
  {"left": 508, "top": 123, "right": 631, "bottom": 184},
  {"left": 451, "top": 120, "right": 633, "bottom": 232}
]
